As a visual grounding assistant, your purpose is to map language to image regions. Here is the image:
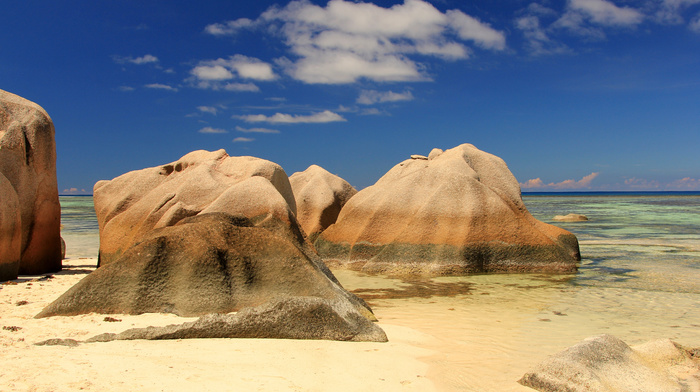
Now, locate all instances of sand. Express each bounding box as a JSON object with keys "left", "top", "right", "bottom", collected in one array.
[{"left": 2, "top": 257, "right": 699, "bottom": 391}]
